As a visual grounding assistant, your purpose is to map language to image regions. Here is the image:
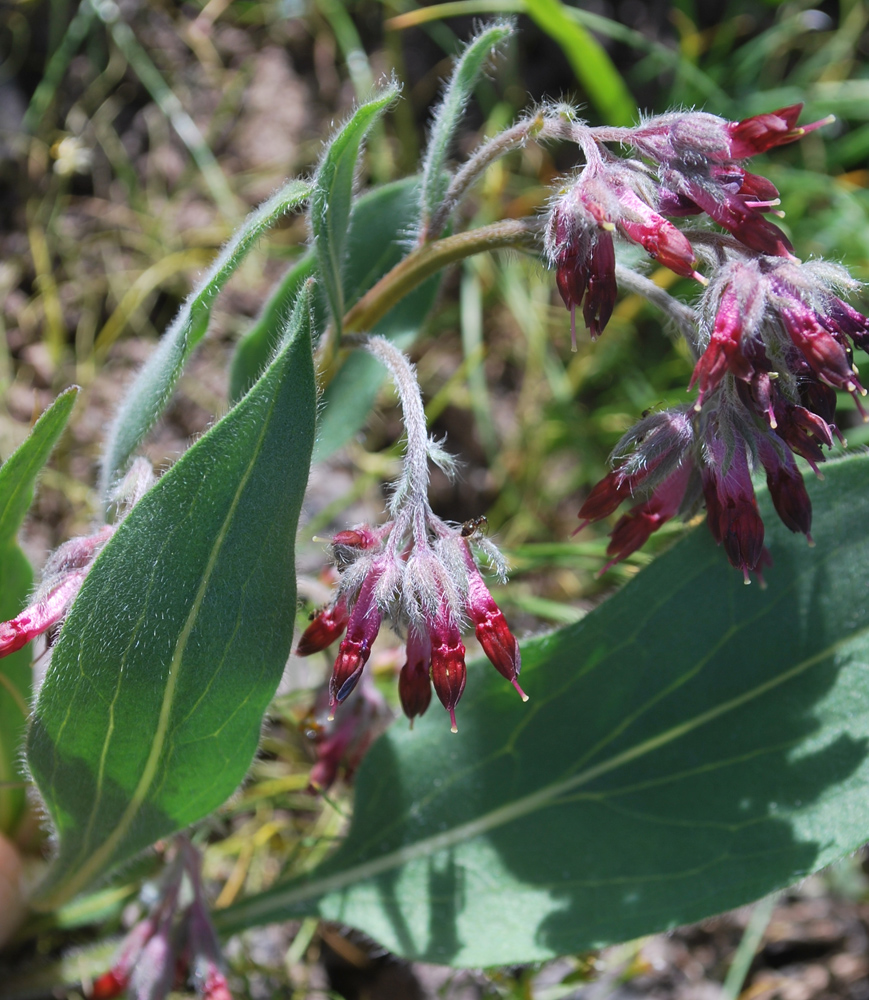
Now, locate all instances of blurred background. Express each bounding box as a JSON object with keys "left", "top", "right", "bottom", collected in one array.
[{"left": 3, "top": 0, "right": 869, "bottom": 997}]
